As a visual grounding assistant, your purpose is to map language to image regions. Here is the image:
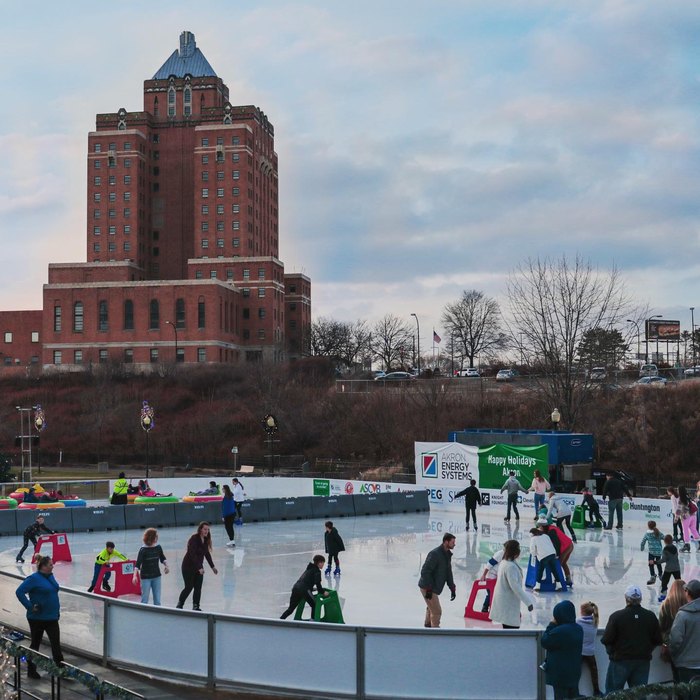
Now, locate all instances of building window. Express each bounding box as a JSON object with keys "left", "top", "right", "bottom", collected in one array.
[
  {"left": 124, "top": 225, "right": 131, "bottom": 234},
  {"left": 232, "top": 187, "right": 240, "bottom": 196},
  {"left": 201, "top": 222, "right": 209, "bottom": 231},
  {"left": 94, "top": 193, "right": 101, "bottom": 202},
  {"left": 31, "top": 331, "right": 39, "bottom": 343},
  {"left": 243, "top": 329, "right": 250, "bottom": 340},
  {"left": 93, "top": 243, "right": 101, "bottom": 252},
  {"left": 202, "top": 188, "right": 209, "bottom": 198},
  {"left": 98, "top": 300, "right": 108, "bottom": 331},
  {"left": 108, "top": 157, "right": 115, "bottom": 168},
  {"left": 232, "top": 153, "right": 240, "bottom": 162},
  {"left": 233, "top": 170, "right": 240, "bottom": 180},
  {"left": 54, "top": 305, "right": 62, "bottom": 332},
  {"left": 217, "top": 170, "right": 224, "bottom": 180},
  {"left": 202, "top": 171, "right": 209, "bottom": 181},
  {"left": 124, "top": 158, "right": 131, "bottom": 167},
  {"left": 233, "top": 238, "right": 240, "bottom": 248},
  {"left": 289, "top": 285, "right": 297, "bottom": 293},
  {"left": 73, "top": 302, "right": 84, "bottom": 332},
  {"left": 232, "top": 221, "right": 240, "bottom": 230},
  {"left": 99, "top": 349, "right": 108, "bottom": 364},
  {"left": 202, "top": 205, "right": 209, "bottom": 214},
  {"left": 124, "top": 241, "right": 131, "bottom": 251},
  {"left": 258, "top": 329, "right": 266, "bottom": 339},
  {"left": 232, "top": 136, "right": 240, "bottom": 145},
  {"left": 289, "top": 303, "right": 297, "bottom": 311},
  {"left": 122, "top": 300, "right": 133, "bottom": 330},
  {"left": 149, "top": 299, "right": 160, "bottom": 329},
  {"left": 258, "top": 288, "right": 266, "bottom": 298},
  {"left": 123, "top": 208, "right": 131, "bottom": 218},
  {"left": 197, "top": 348, "right": 206, "bottom": 362},
  {"left": 226, "top": 269, "right": 233, "bottom": 280},
  {"left": 198, "top": 297, "right": 206, "bottom": 329},
  {"left": 124, "top": 175, "right": 131, "bottom": 185},
  {"left": 195, "top": 270, "right": 203, "bottom": 279},
  {"left": 232, "top": 204, "right": 240, "bottom": 214},
  {"left": 94, "top": 160, "right": 101, "bottom": 169},
  {"left": 124, "top": 349, "right": 133, "bottom": 363},
  {"left": 168, "top": 87, "right": 176, "bottom": 117},
  {"left": 258, "top": 268, "right": 265, "bottom": 280},
  {"left": 94, "top": 144, "right": 102, "bottom": 153},
  {"left": 93, "top": 210, "right": 101, "bottom": 219},
  {"left": 243, "top": 269, "right": 250, "bottom": 280},
  {"left": 150, "top": 348, "right": 159, "bottom": 363},
  {"left": 210, "top": 270, "right": 217, "bottom": 279},
  {"left": 109, "top": 225, "right": 116, "bottom": 235},
  {"left": 202, "top": 138, "right": 209, "bottom": 147},
  {"left": 3, "top": 332, "right": 12, "bottom": 343},
  {"left": 217, "top": 188, "right": 224, "bottom": 197},
  {"left": 290, "top": 320, "right": 297, "bottom": 329},
  {"left": 108, "top": 209, "right": 115, "bottom": 218},
  {"left": 217, "top": 238, "right": 224, "bottom": 248},
  {"left": 217, "top": 221, "right": 224, "bottom": 232},
  {"left": 258, "top": 308, "right": 266, "bottom": 319},
  {"left": 108, "top": 242, "right": 116, "bottom": 252},
  {"left": 216, "top": 204, "right": 224, "bottom": 215},
  {"left": 124, "top": 142, "right": 132, "bottom": 151},
  {"left": 153, "top": 134, "right": 159, "bottom": 144},
  {"left": 109, "top": 192, "right": 116, "bottom": 202},
  {"left": 175, "top": 298, "right": 186, "bottom": 328},
  {"left": 201, "top": 239, "right": 209, "bottom": 248},
  {"left": 242, "top": 308, "right": 250, "bottom": 320},
  {"left": 242, "top": 288, "right": 250, "bottom": 297},
  {"left": 53, "top": 350, "right": 62, "bottom": 365},
  {"left": 74, "top": 350, "right": 83, "bottom": 364},
  {"left": 93, "top": 226, "right": 101, "bottom": 235},
  {"left": 124, "top": 192, "right": 131, "bottom": 201}
]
